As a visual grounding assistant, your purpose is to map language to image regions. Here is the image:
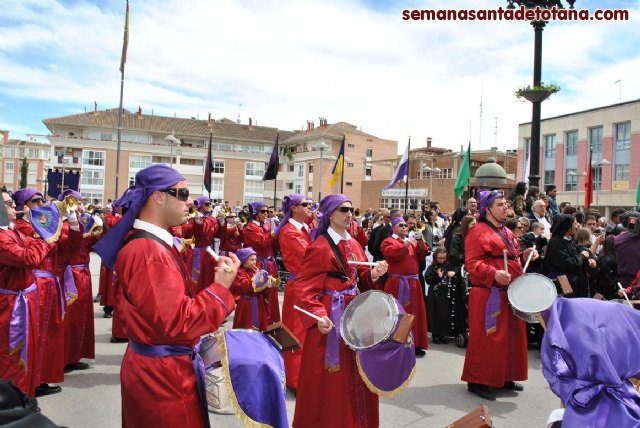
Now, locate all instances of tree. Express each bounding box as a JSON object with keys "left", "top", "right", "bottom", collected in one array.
[{"left": 19, "top": 157, "right": 28, "bottom": 189}]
